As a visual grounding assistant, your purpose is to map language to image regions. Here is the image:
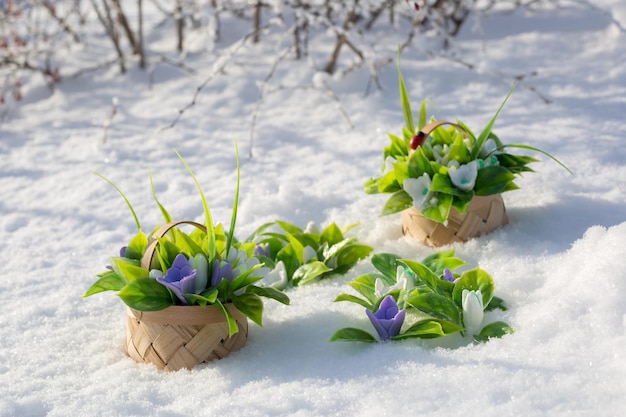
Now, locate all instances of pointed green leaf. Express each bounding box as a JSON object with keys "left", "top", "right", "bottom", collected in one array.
[
  {"left": 246, "top": 285, "right": 290, "bottom": 305},
  {"left": 293, "top": 261, "right": 332, "bottom": 285},
  {"left": 83, "top": 270, "right": 127, "bottom": 297},
  {"left": 330, "top": 327, "right": 377, "bottom": 343},
  {"left": 405, "top": 292, "right": 462, "bottom": 324},
  {"left": 118, "top": 278, "right": 173, "bottom": 311},
  {"left": 452, "top": 268, "right": 495, "bottom": 308},
  {"left": 474, "top": 321, "right": 514, "bottom": 342},
  {"left": 381, "top": 190, "right": 412, "bottom": 216},
  {"left": 232, "top": 293, "right": 264, "bottom": 327},
  {"left": 397, "top": 49, "right": 415, "bottom": 135}
]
